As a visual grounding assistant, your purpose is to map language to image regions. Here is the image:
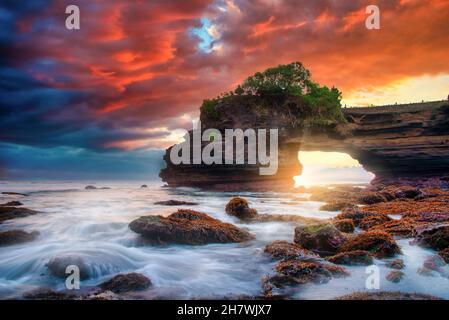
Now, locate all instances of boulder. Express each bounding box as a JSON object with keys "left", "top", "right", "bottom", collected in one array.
[
  {"left": 413, "top": 224, "right": 449, "bottom": 250},
  {"left": 225, "top": 197, "right": 257, "bottom": 220},
  {"left": 0, "top": 230, "right": 39, "bottom": 246},
  {"left": 326, "top": 250, "right": 373, "bottom": 266},
  {"left": 99, "top": 273, "right": 151, "bottom": 294},
  {"left": 275, "top": 260, "right": 349, "bottom": 284},
  {"left": 129, "top": 209, "right": 254, "bottom": 245},
  {"left": 154, "top": 200, "right": 198, "bottom": 206},
  {"left": 386, "top": 271, "right": 404, "bottom": 283},
  {"left": 294, "top": 223, "right": 347, "bottom": 256},
  {"left": 264, "top": 241, "right": 318, "bottom": 261},
  {"left": 332, "top": 219, "right": 355, "bottom": 233},
  {"left": 338, "top": 231, "right": 401, "bottom": 258},
  {"left": 0, "top": 206, "right": 38, "bottom": 224},
  {"left": 386, "top": 259, "right": 405, "bottom": 270},
  {"left": 47, "top": 255, "right": 90, "bottom": 280},
  {"left": 336, "top": 291, "right": 442, "bottom": 300}
]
